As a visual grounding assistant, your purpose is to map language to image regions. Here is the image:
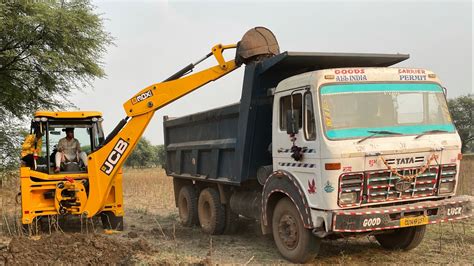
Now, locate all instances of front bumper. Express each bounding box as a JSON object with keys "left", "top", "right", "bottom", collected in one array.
[{"left": 332, "top": 195, "right": 473, "bottom": 233}]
